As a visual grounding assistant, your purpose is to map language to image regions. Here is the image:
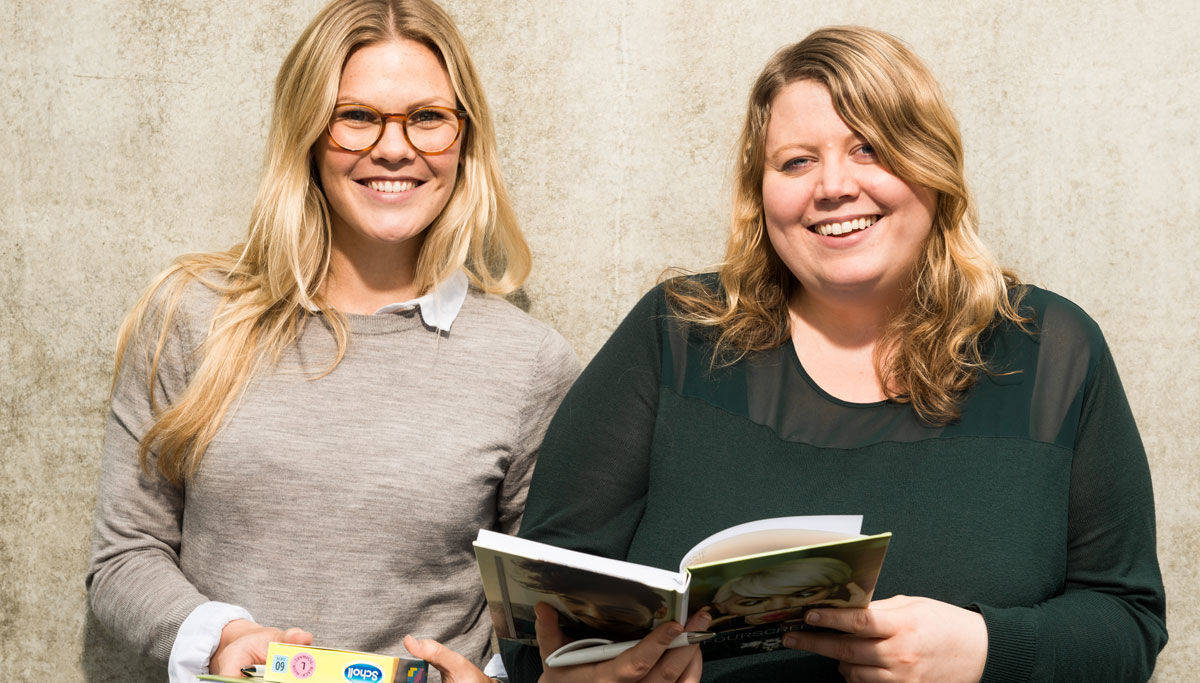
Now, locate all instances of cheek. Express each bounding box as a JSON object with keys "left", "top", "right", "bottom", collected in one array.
[{"left": 761, "top": 174, "right": 800, "bottom": 228}]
